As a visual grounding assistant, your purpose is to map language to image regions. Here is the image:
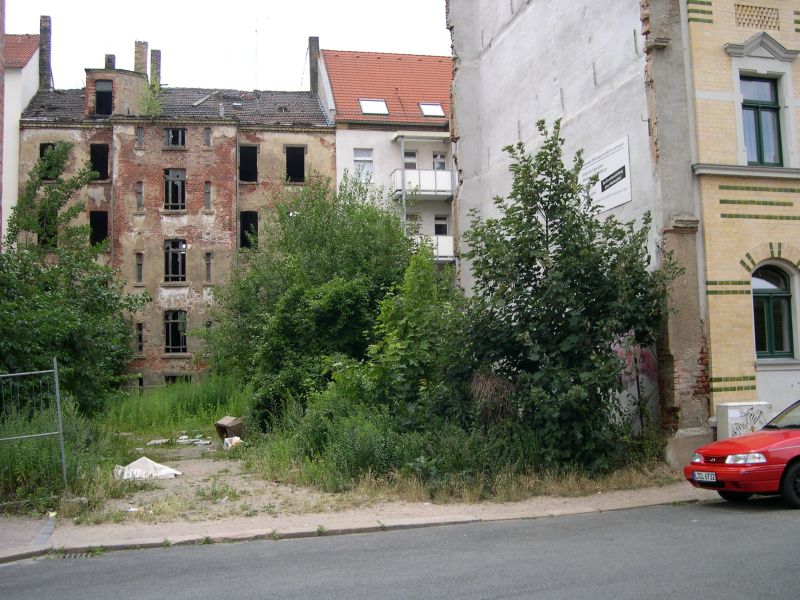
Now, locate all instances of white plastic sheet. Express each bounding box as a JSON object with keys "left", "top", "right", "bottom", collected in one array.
[{"left": 113, "top": 456, "right": 182, "bottom": 480}]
